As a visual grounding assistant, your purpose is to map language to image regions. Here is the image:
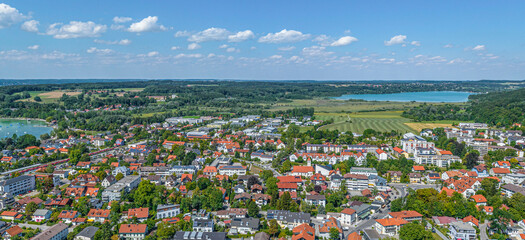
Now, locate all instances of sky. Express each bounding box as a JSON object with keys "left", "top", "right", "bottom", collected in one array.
[{"left": 1, "top": 0, "right": 524, "bottom": 80}]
